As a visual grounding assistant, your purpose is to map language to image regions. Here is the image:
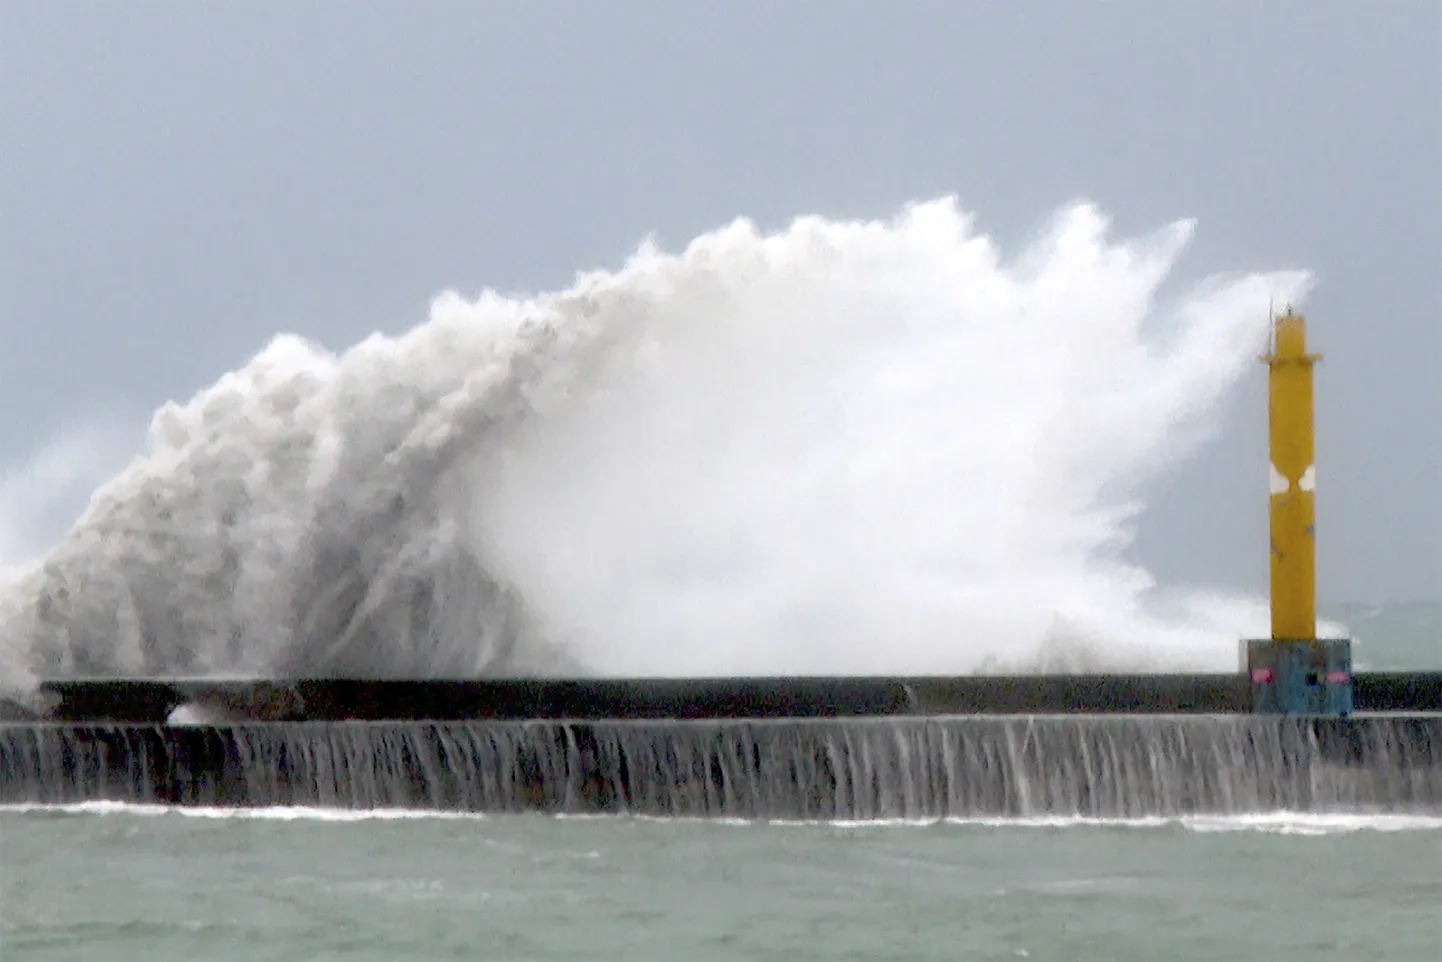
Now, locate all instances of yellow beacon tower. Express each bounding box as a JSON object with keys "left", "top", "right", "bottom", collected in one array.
[{"left": 1244, "top": 307, "right": 1352, "bottom": 716}]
